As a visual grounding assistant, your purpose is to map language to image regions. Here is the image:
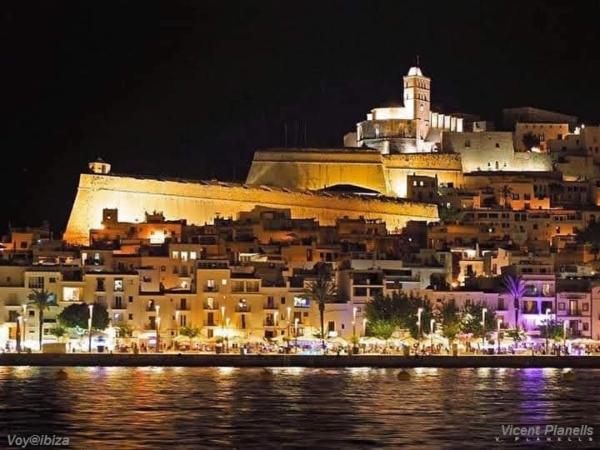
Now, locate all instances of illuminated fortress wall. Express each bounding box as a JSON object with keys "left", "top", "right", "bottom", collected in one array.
[
  {"left": 245, "top": 148, "right": 388, "bottom": 193},
  {"left": 247, "top": 149, "right": 465, "bottom": 197},
  {"left": 63, "top": 173, "right": 439, "bottom": 245}
]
